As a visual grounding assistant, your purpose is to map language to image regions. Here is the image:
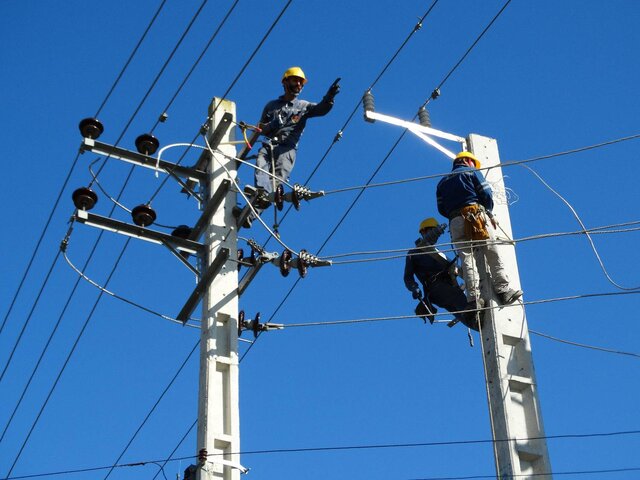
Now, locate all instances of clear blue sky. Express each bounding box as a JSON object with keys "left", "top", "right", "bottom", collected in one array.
[{"left": 1, "top": 1, "right": 639, "bottom": 479}]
